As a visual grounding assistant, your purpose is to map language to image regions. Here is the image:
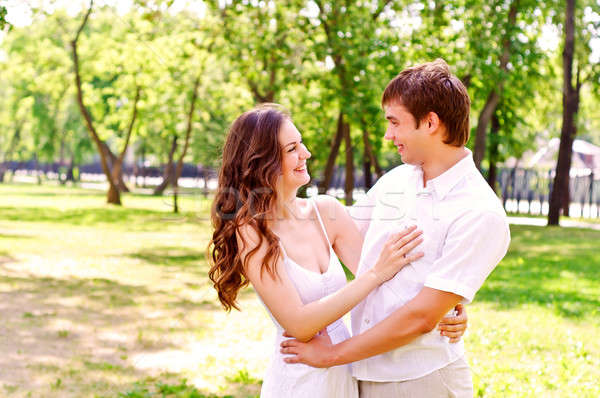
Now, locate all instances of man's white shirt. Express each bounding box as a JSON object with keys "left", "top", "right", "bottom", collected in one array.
[{"left": 349, "top": 151, "right": 510, "bottom": 382}]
